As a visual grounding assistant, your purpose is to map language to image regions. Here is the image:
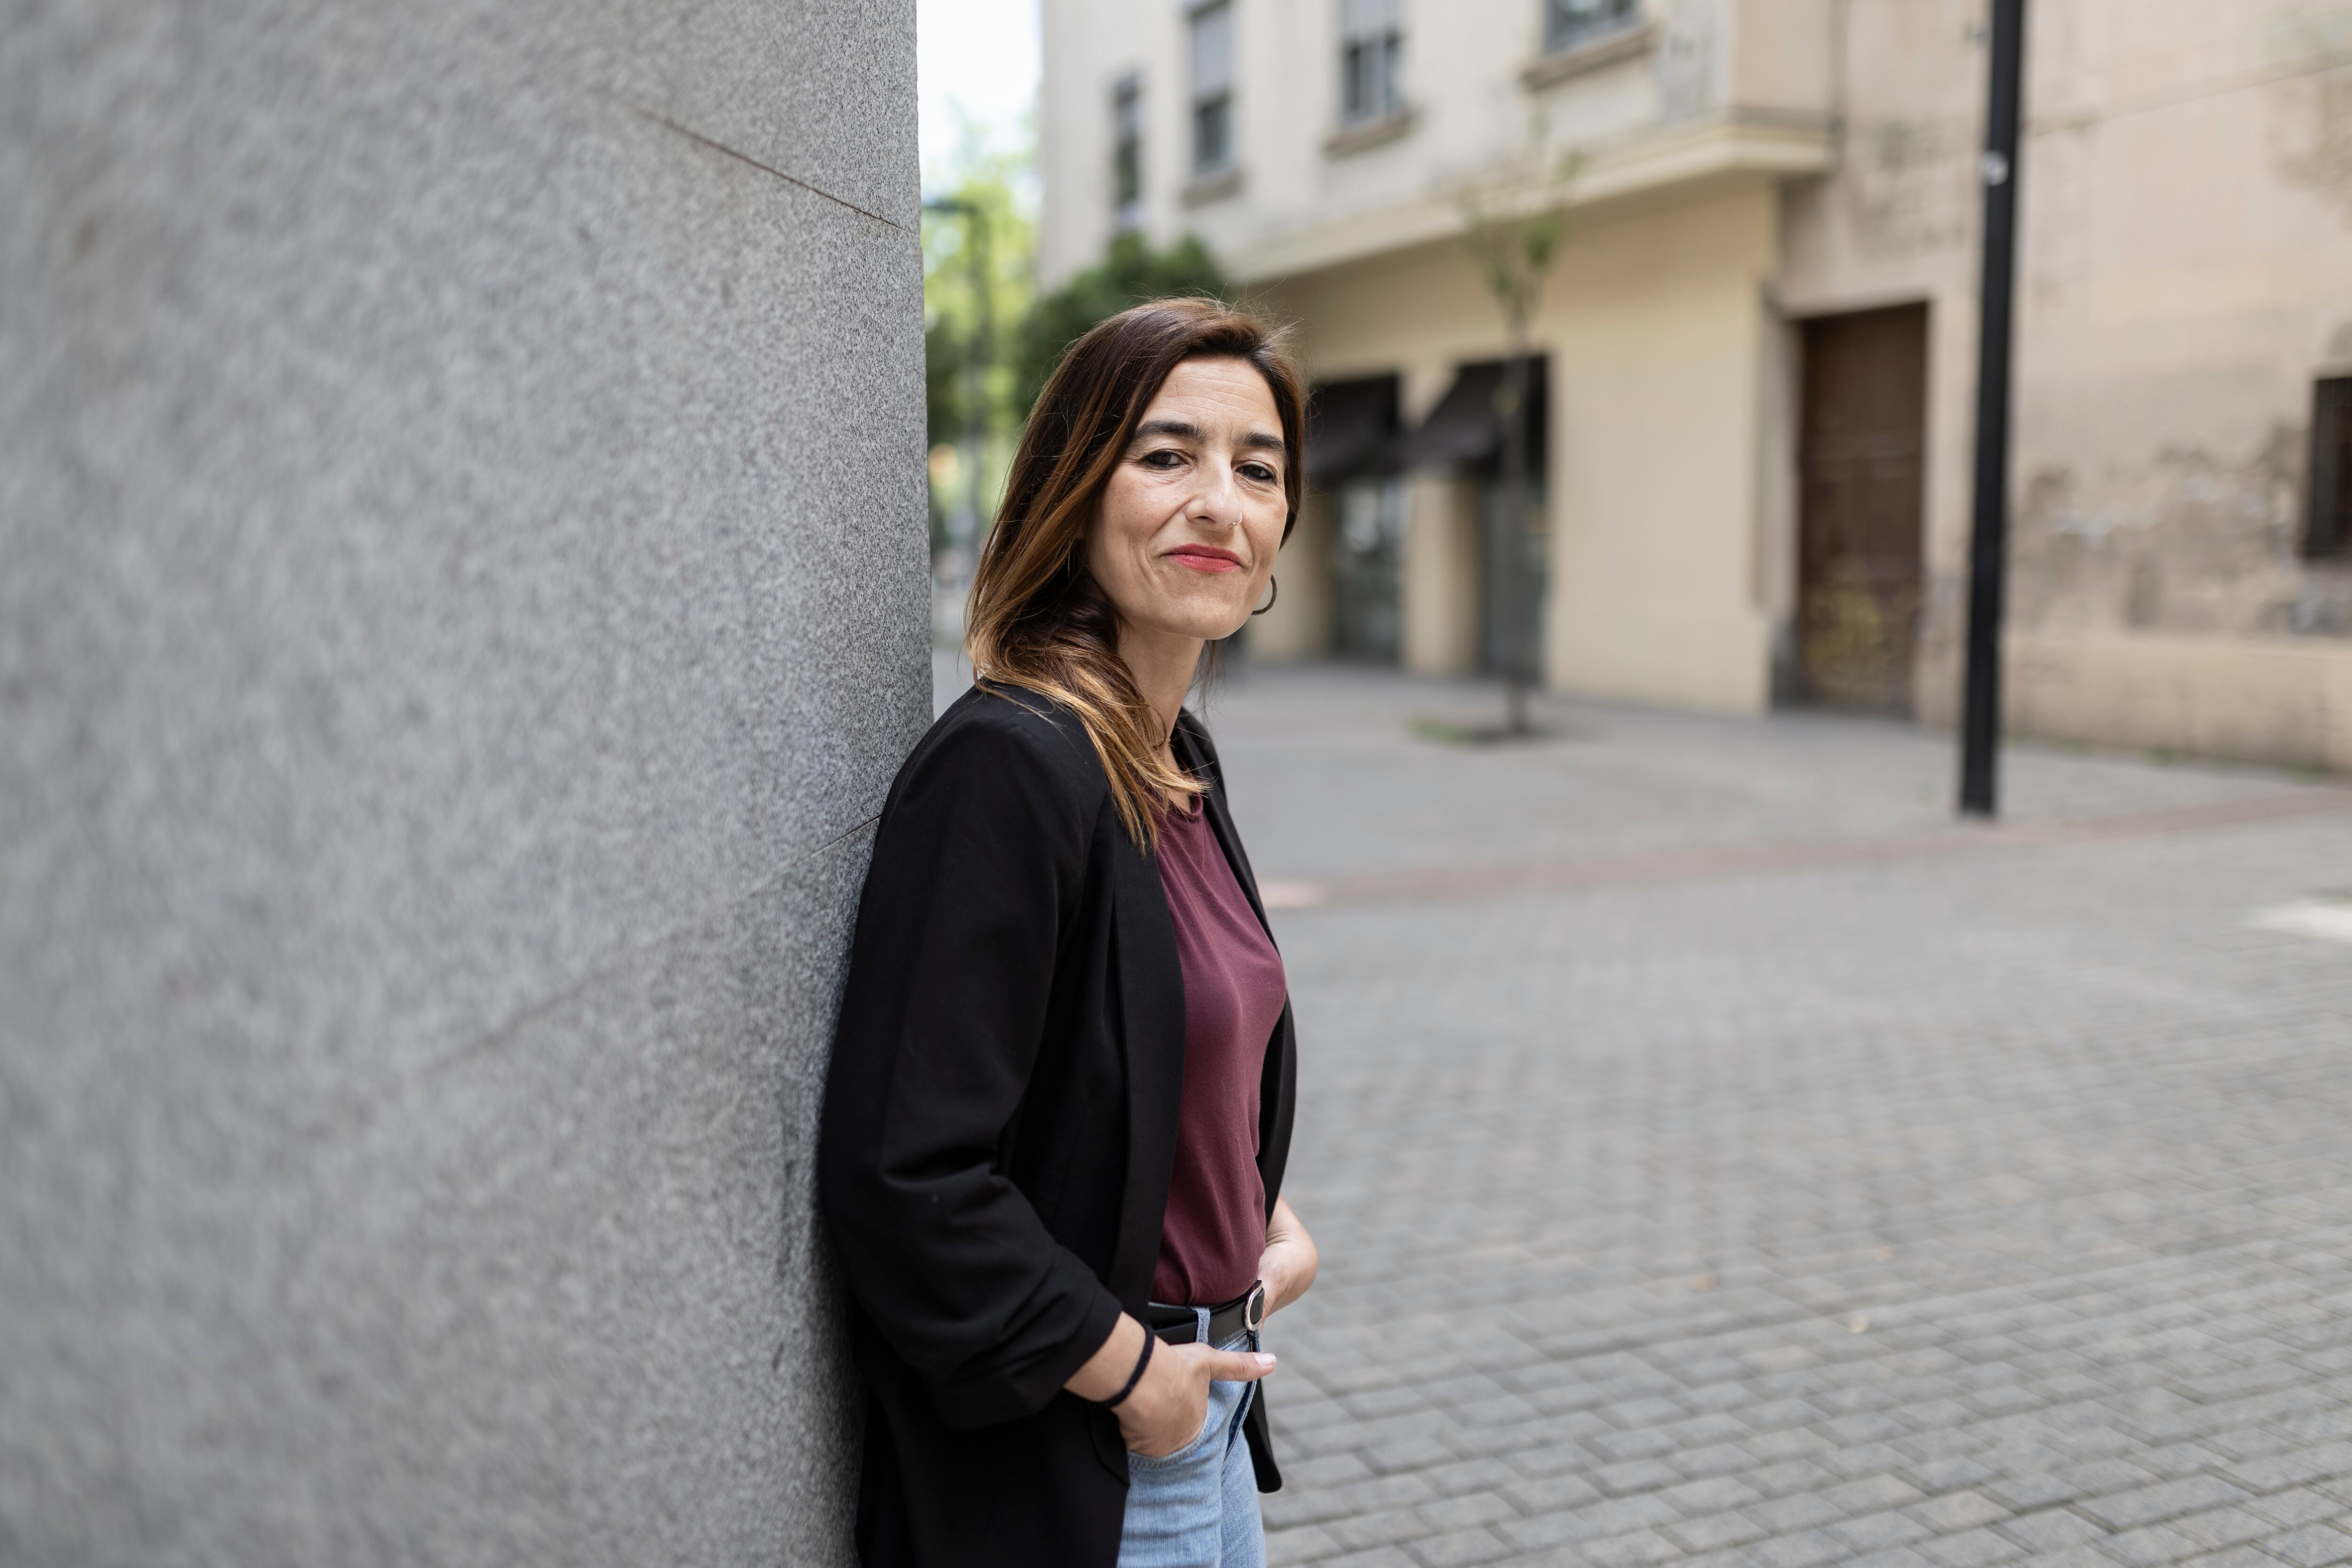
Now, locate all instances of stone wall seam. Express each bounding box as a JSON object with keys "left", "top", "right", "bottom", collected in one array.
[{"left": 621, "top": 100, "right": 910, "bottom": 231}]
